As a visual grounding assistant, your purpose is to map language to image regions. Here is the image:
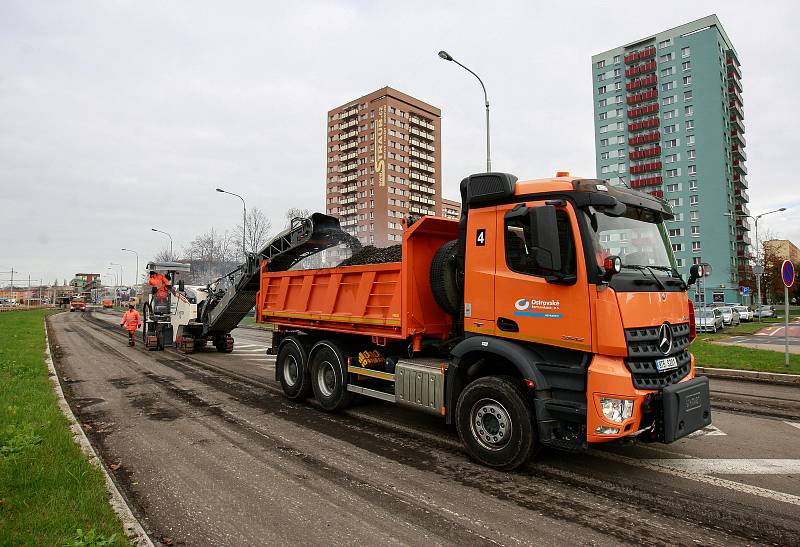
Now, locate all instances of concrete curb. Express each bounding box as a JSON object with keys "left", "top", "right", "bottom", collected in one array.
[
  {"left": 44, "top": 319, "right": 154, "bottom": 547},
  {"left": 696, "top": 366, "right": 800, "bottom": 386}
]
